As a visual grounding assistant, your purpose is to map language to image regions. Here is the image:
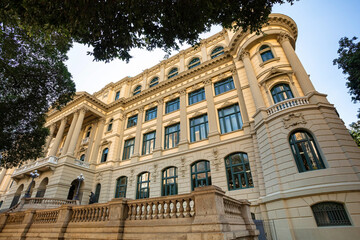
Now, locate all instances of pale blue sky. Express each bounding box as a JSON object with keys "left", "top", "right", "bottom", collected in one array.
[{"left": 66, "top": 0, "right": 360, "bottom": 127}]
